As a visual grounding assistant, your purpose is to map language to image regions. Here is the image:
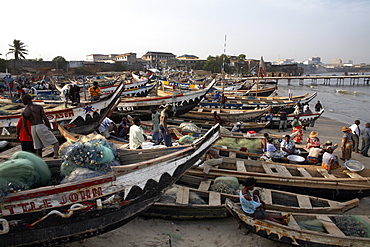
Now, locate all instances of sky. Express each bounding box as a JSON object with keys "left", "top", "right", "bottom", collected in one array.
[{"left": 1, "top": 0, "right": 370, "bottom": 64}]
